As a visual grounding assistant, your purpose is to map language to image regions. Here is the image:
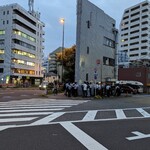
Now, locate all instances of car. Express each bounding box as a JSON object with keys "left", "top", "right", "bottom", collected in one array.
[
  {"left": 39, "top": 81, "right": 48, "bottom": 90},
  {"left": 120, "top": 85, "right": 137, "bottom": 94}
]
